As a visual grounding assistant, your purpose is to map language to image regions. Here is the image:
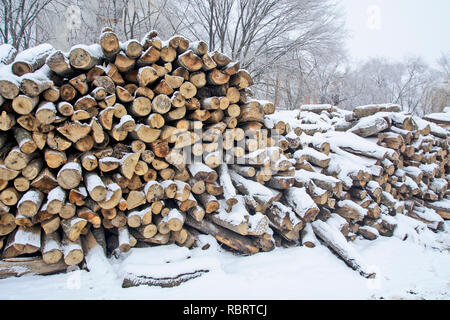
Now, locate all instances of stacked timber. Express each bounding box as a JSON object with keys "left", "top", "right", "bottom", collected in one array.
[
  {"left": 0, "top": 31, "right": 448, "bottom": 279},
  {"left": 263, "top": 104, "right": 449, "bottom": 249},
  {"left": 0, "top": 29, "right": 277, "bottom": 272}
]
